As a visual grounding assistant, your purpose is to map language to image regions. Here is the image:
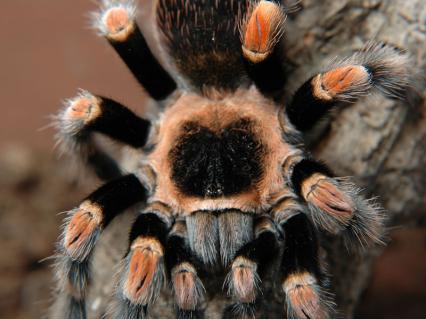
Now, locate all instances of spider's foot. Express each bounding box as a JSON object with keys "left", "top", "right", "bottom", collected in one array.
[
  {"left": 63, "top": 201, "right": 102, "bottom": 261},
  {"left": 95, "top": 1, "right": 136, "bottom": 42},
  {"left": 122, "top": 237, "right": 165, "bottom": 306},
  {"left": 283, "top": 272, "right": 333, "bottom": 319},
  {"left": 59, "top": 91, "right": 101, "bottom": 137}
]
